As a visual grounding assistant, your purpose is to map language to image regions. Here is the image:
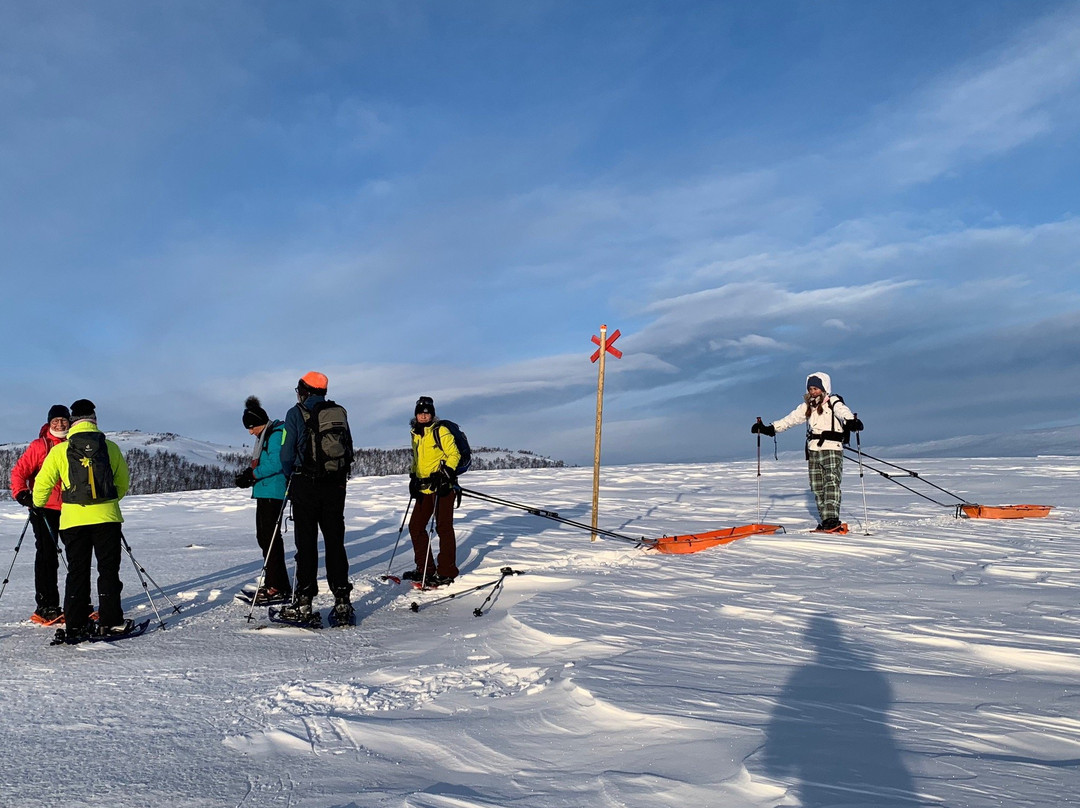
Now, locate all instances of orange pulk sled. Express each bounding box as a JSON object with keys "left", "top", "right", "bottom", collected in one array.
[{"left": 459, "top": 488, "right": 783, "bottom": 554}]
